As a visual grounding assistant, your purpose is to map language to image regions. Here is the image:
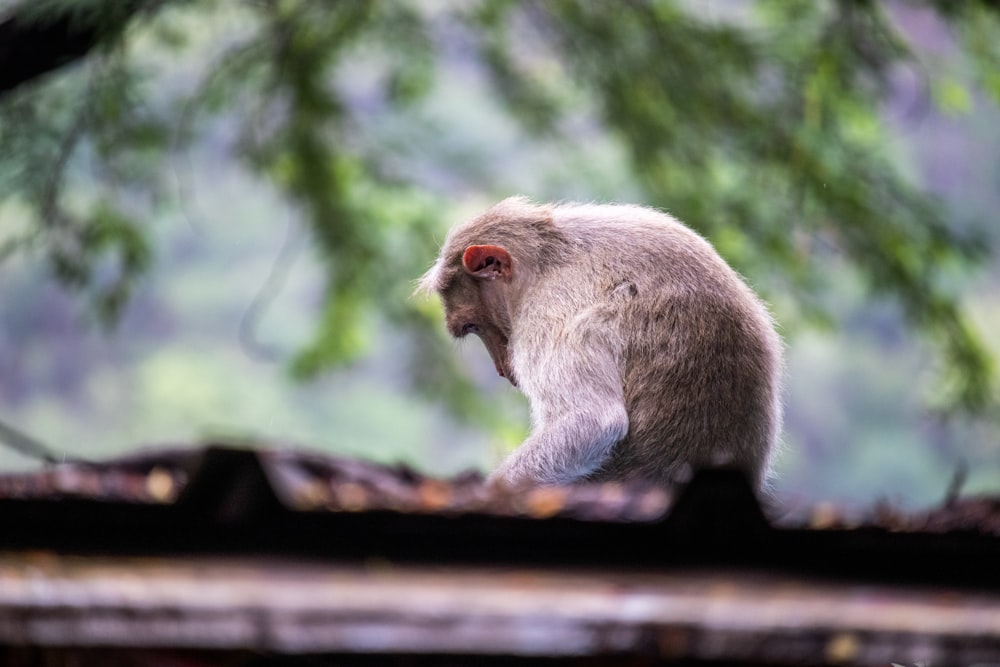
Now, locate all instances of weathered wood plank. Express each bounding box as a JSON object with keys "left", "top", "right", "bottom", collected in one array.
[{"left": 0, "top": 553, "right": 998, "bottom": 664}]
